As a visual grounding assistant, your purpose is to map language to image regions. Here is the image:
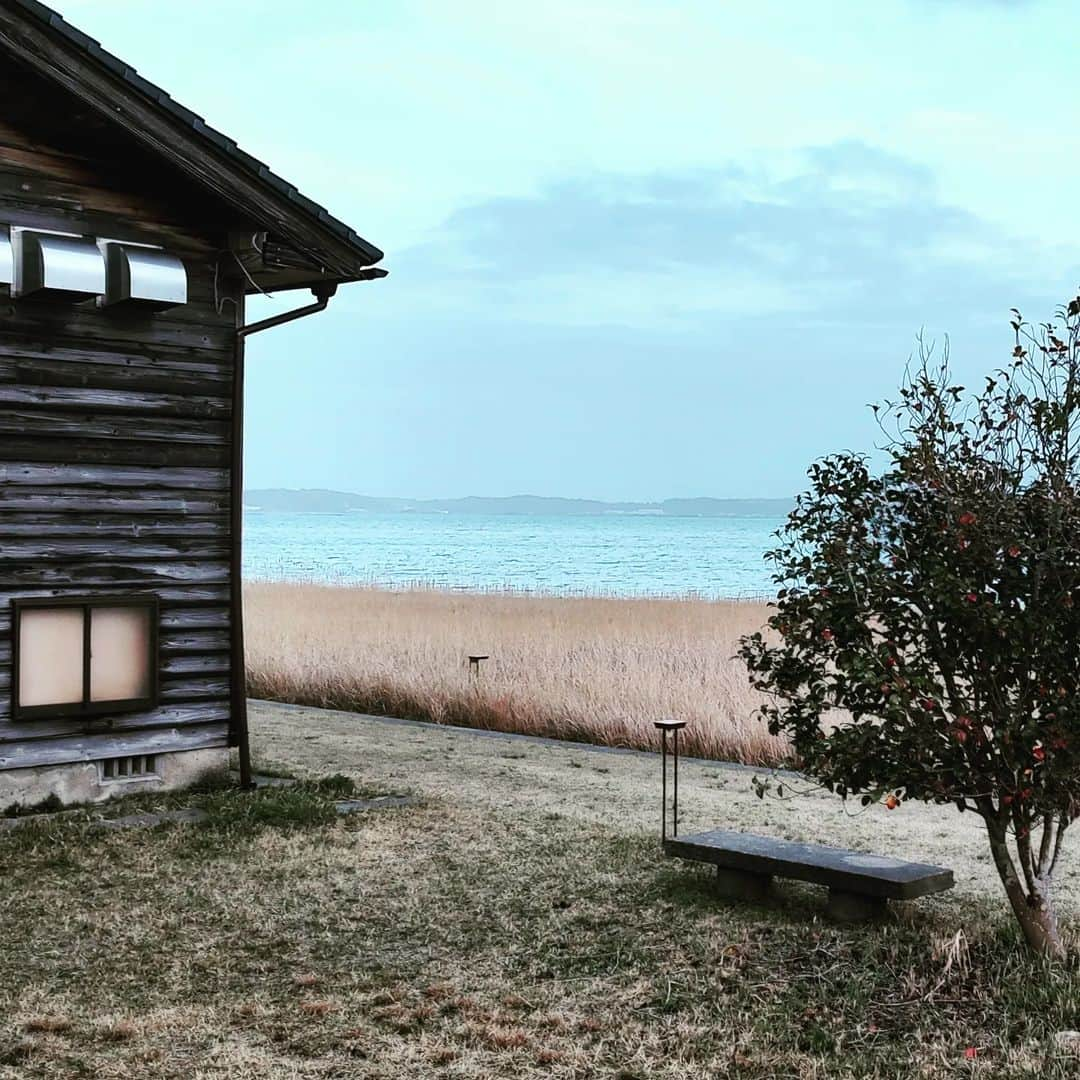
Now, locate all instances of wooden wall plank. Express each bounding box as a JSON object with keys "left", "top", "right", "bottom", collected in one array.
[
  {"left": 0, "top": 537, "right": 229, "bottom": 560},
  {"left": 0, "top": 438, "right": 227, "bottom": 468},
  {"left": 0, "top": 335, "right": 234, "bottom": 373},
  {"left": 0, "top": 585, "right": 231, "bottom": 606},
  {"left": 0, "top": 703, "right": 229, "bottom": 742},
  {"left": 0, "top": 412, "right": 229, "bottom": 446},
  {"left": 0, "top": 356, "right": 231, "bottom": 395},
  {"left": 0, "top": 560, "right": 231, "bottom": 587},
  {"left": 0, "top": 303, "right": 237, "bottom": 353},
  {"left": 0, "top": 722, "right": 229, "bottom": 770},
  {"left": 0, "top": 385, "right": 229, "bottom": 420},
  {"left": 0, "top": 491, "right": 230, "bottom": 515},
  {"left": 0, "top": 515, "right": 228, "bottom": 538},
  {"left": 161, "top": 677, "right": 231, "bottom": 702},
  {"left": 0, "top": 464, "right": 229, "bottom": 490},
  {"left": 0, "top": 342, "right": 233, "bottom": 379}
]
